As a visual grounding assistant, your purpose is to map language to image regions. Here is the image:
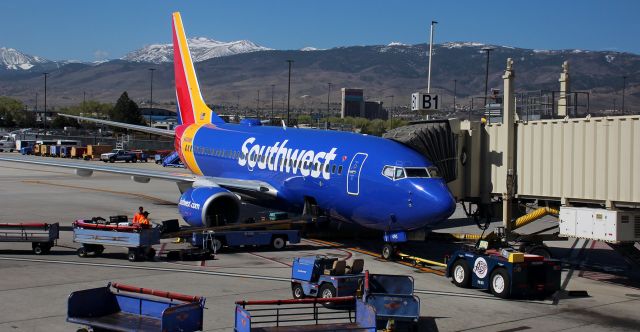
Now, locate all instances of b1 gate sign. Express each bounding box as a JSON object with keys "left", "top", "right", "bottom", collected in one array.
[{"left": 411, "top": 93, "right": 439, "bottom": 111}]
